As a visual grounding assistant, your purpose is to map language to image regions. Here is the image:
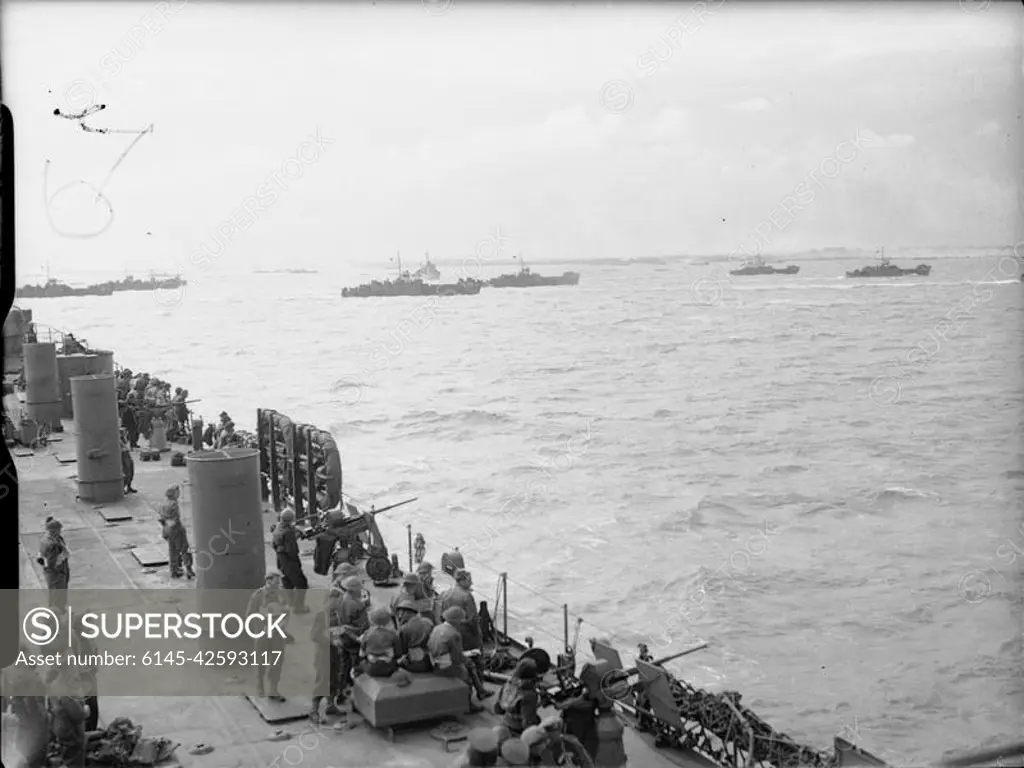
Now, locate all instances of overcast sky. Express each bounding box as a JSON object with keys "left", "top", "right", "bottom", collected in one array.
[{"left": 4, "top": 1, "right": 1020, "bottom": 275}]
